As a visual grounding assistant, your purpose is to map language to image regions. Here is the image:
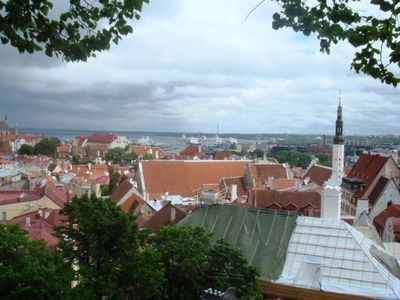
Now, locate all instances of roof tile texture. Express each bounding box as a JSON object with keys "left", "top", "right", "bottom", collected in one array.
[
  {"left": 304, "top": 164, "right": 332, "bottom": 187},
  {"left": 142, "top": 160, "right": 249, "bottom": 198}
]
